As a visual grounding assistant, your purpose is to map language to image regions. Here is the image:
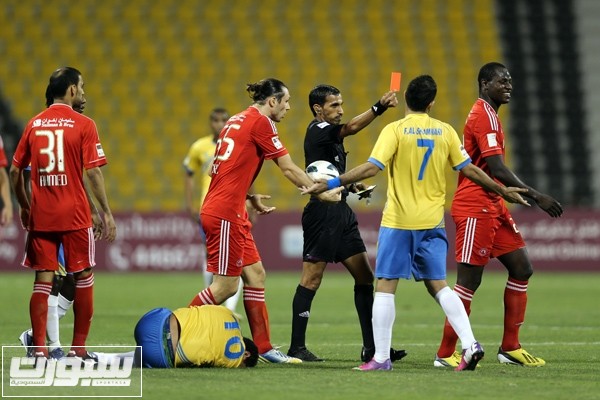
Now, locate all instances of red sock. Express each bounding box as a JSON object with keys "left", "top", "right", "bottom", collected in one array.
[
  {"left": 502, "top": 278, "right": 528, "bottom": 351},
  {"left": 71, "top": 274, "right": 94, "bottom": 353},
  {"left": 243, "top": 286, "right": 271, "bottom": 354},
  {"left": 437, "top": 284, "right": 473, "bottom": 357},
  {"left": 188, "top": 288, "right": 216, "bottom": 306},
  {"left": 31, "top": 281, "right": 52, "bottom": 355}
]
